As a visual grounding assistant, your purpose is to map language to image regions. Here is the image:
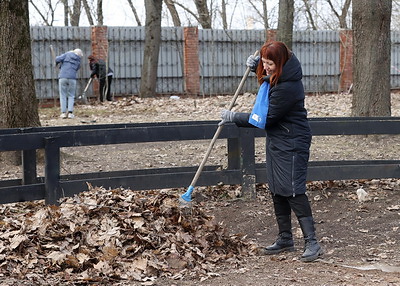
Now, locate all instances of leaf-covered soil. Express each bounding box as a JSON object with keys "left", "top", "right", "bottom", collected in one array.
[{"left": 1, "top": 92, "right": 400, "bottom": 285}]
